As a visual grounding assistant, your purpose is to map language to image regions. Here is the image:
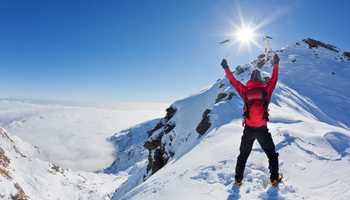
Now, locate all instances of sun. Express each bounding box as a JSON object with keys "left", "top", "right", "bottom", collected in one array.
[
  {"left": 221, "top": 24, "right": 262, "bottom": 53},
  {"left": 235, "top": 26, "right": 256, "bottom": 43}
]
